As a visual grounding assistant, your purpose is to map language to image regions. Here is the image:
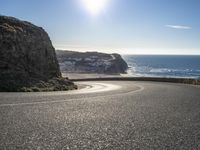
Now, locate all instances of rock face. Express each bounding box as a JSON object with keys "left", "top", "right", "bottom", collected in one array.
[
  {"left": 56, "top": 50, "right": 128, "bottom": 74},
  {"left": 0, "top": 16, "right": 75, "bottom": 91}
]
